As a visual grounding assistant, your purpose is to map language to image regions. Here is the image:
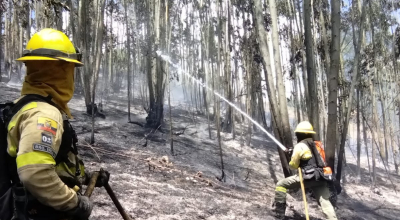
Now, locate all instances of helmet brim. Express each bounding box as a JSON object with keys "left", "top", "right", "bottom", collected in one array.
[
  {"left": 294, "top": 129, "right": 316, "bottom": 134},
  {"left": 16, "top": 56, "right": 84, "bottom": 67}
]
